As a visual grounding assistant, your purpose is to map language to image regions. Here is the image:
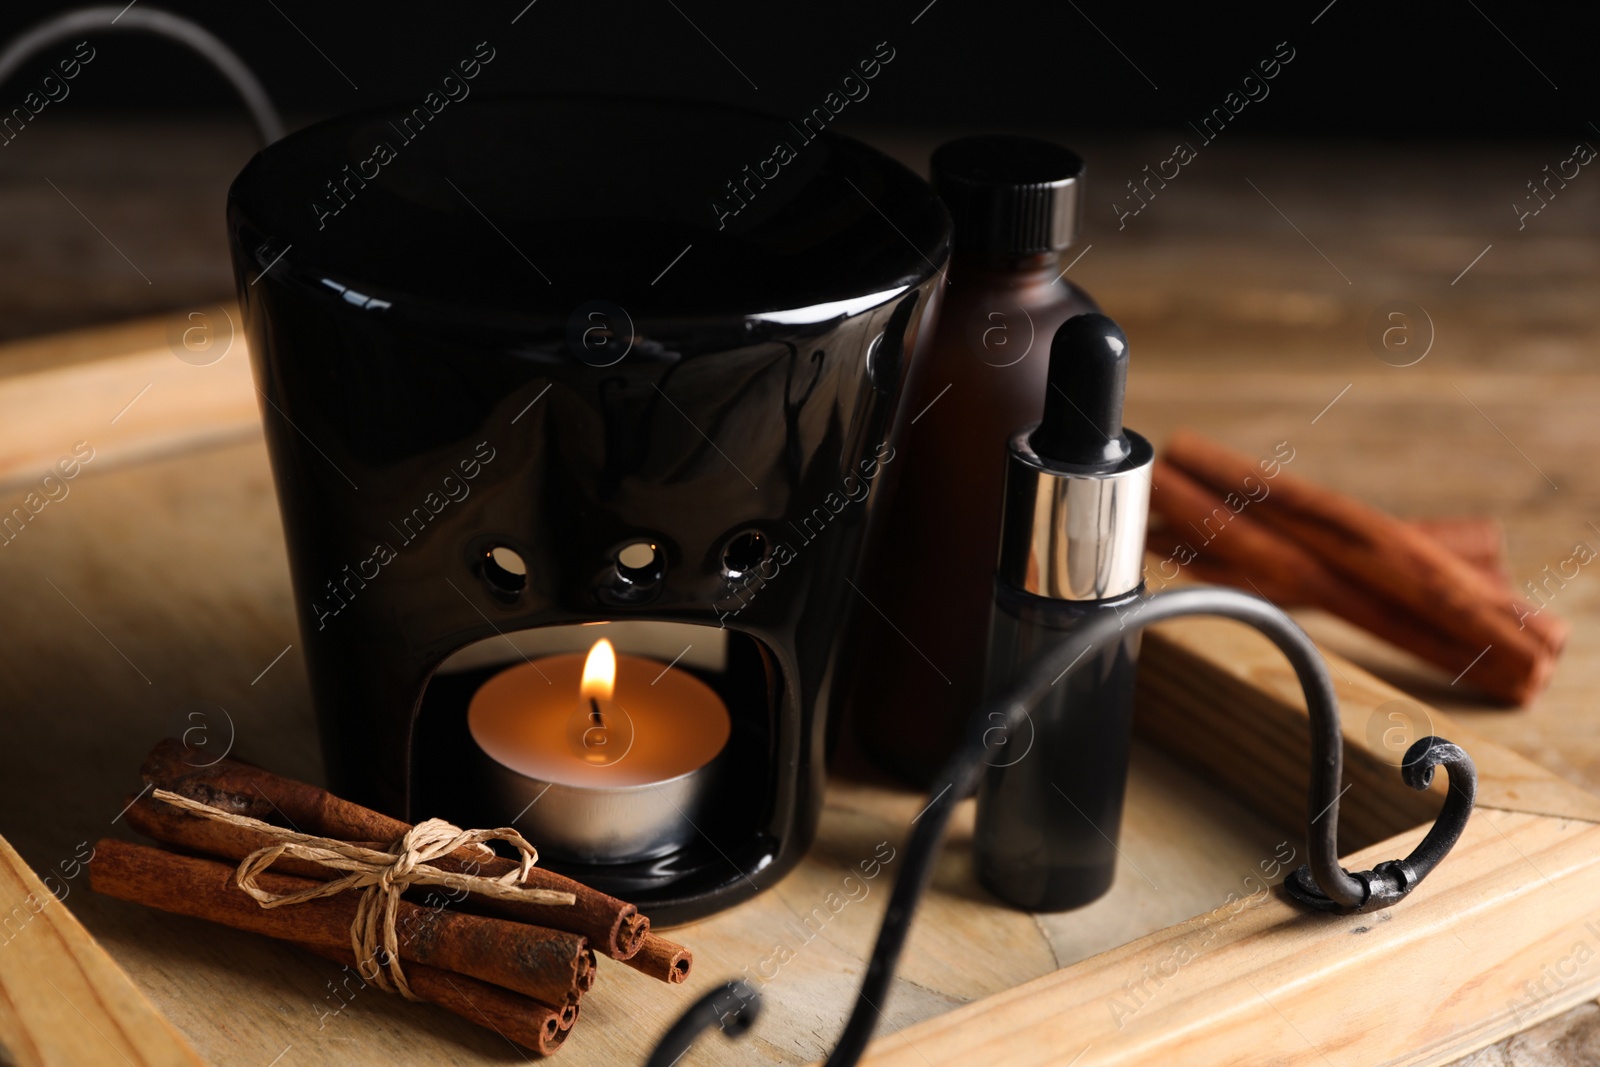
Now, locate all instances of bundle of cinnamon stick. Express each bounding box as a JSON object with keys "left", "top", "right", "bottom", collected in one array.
[
  {"left": 90, "top": 739, "right": 694, "bottom": 1056},
  {"left": 1146, "top": 430, "right": 1566, "bottom": 705}
]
